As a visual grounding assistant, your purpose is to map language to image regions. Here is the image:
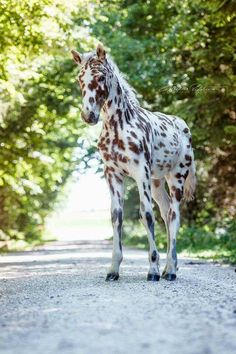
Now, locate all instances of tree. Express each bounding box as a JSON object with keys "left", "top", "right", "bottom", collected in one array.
[
  {"left": 92, "top": 0, "right": 236, "bottom": 259},
  {"left": 0, "top": 0, "right": 98, "bottom": 245}
]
